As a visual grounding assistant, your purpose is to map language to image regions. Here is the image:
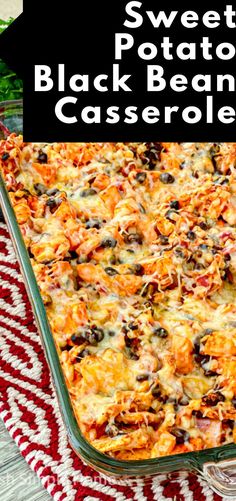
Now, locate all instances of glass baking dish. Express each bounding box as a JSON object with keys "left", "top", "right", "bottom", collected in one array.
[{"left": 0, "top": 99, "right": 236, "bottom": 498}]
